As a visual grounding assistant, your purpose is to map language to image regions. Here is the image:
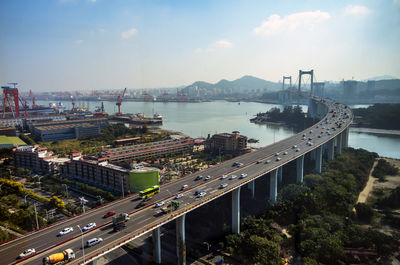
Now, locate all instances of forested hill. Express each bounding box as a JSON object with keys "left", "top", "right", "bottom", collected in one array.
[{"left": 352, "top": 104, "right": 400, "bottom": 130}]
